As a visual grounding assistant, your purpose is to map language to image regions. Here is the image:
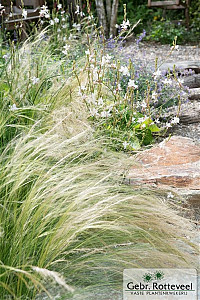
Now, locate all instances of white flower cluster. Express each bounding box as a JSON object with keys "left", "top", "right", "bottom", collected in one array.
[
  {"left": 39, "top": 5, "right": 50, "bottom": 18},
  {"left": 120, "top": 19, "right": 130, "bottom": 30},
  {"left": 119, "top": 66, "right": 130, "bottom": 76},
  {"left": 101, "top": 54, "right": 112, "bottom": 66},
  {"left": 128, "top": 79, "right": 138, "bottom": 89},
  {"left": 22, "top": 9, "right": 27, "bottom": 19},
  {"left": 73, "top": 23, "right": 81, "bottom": 32},
  {"left": 75, "top": 5, "right": 85, "bottom": 17},
  {"left": 9, "top": 104, "right": 19, "bottom": 111},
  {"left": 62, "top": 44, "right": 70, "bottom": 55},
  {"left": 79, "top": 89, "right": 112, "bottom": 119},
  {"left": 31, "top": 77, "right": 39, "bottom": 85},
  {"left": 0, "top": 4, "right": 5, "bottom": 15}
]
